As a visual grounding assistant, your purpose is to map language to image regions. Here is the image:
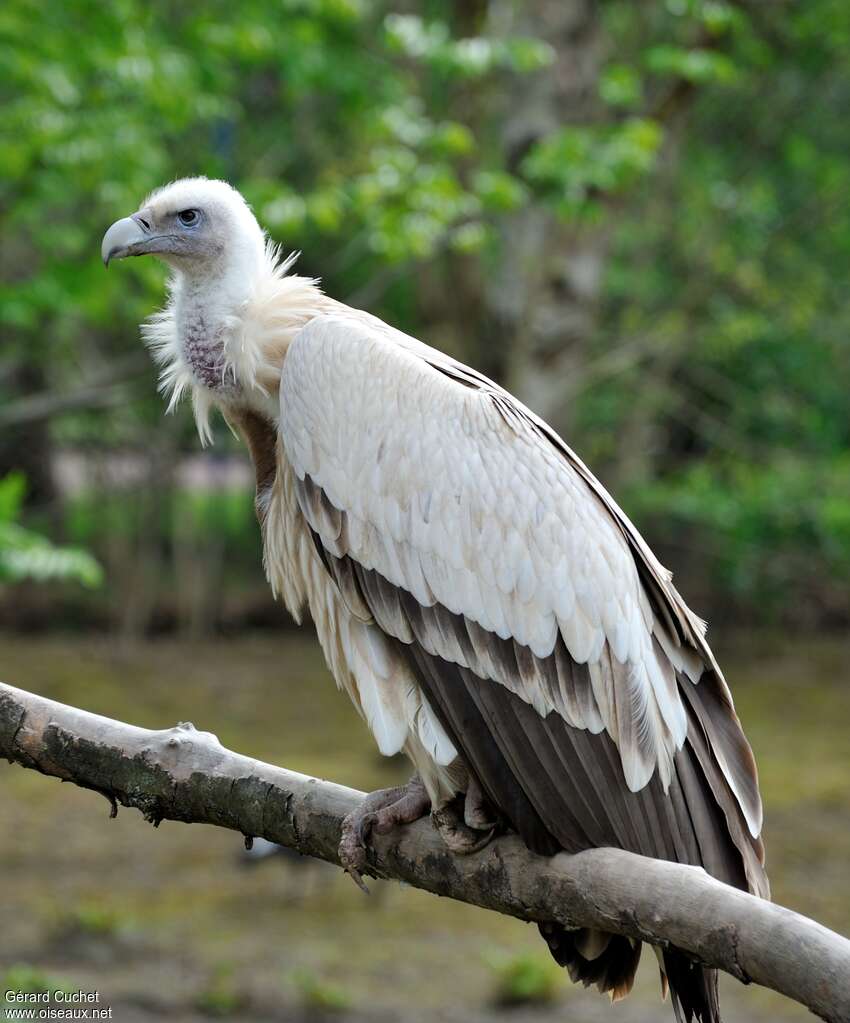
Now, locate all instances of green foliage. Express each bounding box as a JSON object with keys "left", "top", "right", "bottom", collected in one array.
[
  {"left": 599, "top": 64, "right": 643, "bottom": 109},
  {"left": 64, "top": 485, "right": 259, "bottom": 575},
  {"left": 523, "top": 118, "right": 664, "bottom": 215},
  {"left": 194, "top": 964, "right": 245, "bottom": 1017},
  {"left": 0, "top": 1, "right": 550, "bottom": 334},
  {"left": 289, "top": 968, "right": 352, "bottom": 1013},
  {"left": 1, "top": 0, "right": 848, "bottom": 624},
  {"left": 0, "top": 963, "right": 77, "bottom": 1015},
  {"left": 384, "top": 14, "right": 554, "bottom": 76},
  {"left": 483, "top": 950, "right": 562, "bottom": 1007},
  {"left": 628, "top": 457, "right": 850, "bottom": 618},
  {"left": 579, "top": 0, "right": 850, "bottom": 615},
  {"left": 55, "top": 901, "right": 137, "bottom": 938},
  {"left": 644, "top": 45, "right": 738, "bottom": 84},
  {"left": 0, "top": 475, "right": 102, "bottom": 587}
]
